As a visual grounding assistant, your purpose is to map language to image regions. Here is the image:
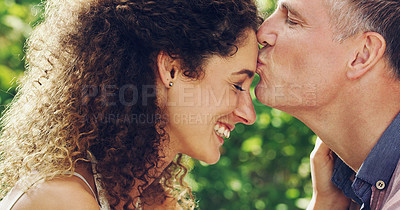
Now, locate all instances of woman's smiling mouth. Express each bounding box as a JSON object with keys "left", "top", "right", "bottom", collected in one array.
[{"left": 214, "top": 122, "right": 232, "bottom": 139}]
